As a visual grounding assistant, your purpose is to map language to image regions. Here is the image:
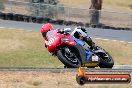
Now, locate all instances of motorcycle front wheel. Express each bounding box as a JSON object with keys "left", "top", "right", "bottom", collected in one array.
[
  {"left": 57, "top": 46, "right": 82, "bottom": 68},
  {"left": 95, "top": 46, "right": 114, "bottom": 68}
]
